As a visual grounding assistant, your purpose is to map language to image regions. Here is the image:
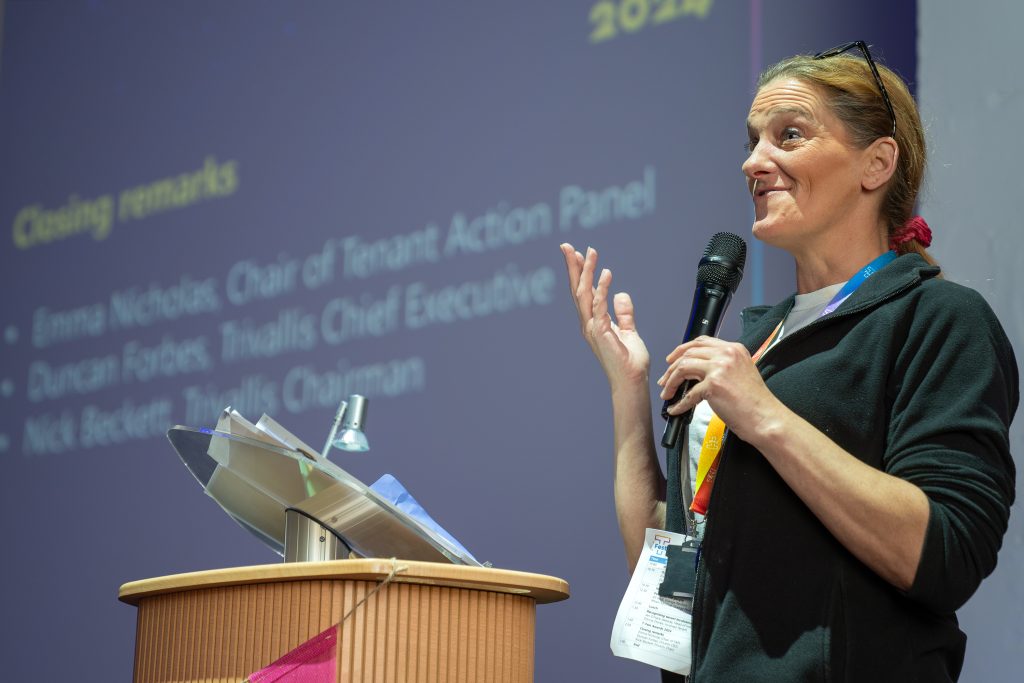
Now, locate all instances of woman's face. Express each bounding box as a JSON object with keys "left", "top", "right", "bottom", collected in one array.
[{"left": 742, "top": 78, "right": 868, "bottom": 250}]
